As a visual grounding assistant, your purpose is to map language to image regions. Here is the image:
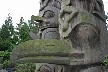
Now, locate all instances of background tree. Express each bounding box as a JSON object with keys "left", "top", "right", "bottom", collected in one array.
[
  {"left": 15, "top": 17, "right": 30, "bottom": 44},
  {"left": 0, "top": 14, "right": 38, "bottom": 68},
  {"left": 0, "top": 13, "right": 15, "bottom": 52},
  {"left": 0, "top": 14, "right": 15, "bottom": 67}
]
